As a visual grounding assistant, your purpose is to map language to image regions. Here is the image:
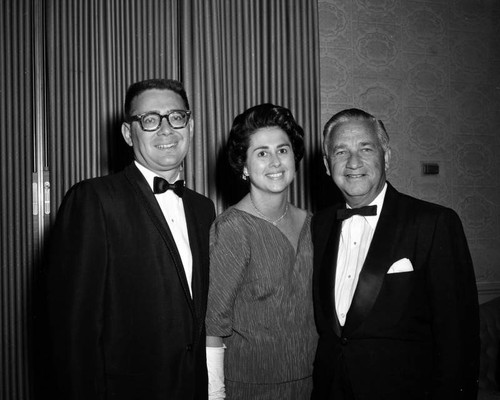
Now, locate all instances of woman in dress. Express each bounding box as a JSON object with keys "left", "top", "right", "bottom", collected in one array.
[{"left": 206, "top": 103, "right": 317, "bottom": 399}]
